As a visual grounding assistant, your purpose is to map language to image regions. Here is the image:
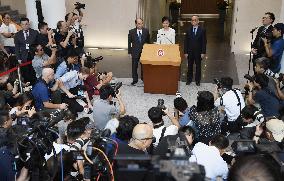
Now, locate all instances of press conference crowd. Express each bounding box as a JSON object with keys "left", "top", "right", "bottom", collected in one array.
[{"left": 0, "top": 4, "right": 283, "bottom": 181}]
